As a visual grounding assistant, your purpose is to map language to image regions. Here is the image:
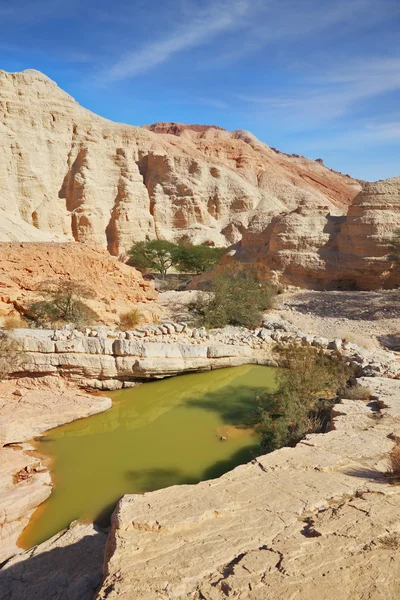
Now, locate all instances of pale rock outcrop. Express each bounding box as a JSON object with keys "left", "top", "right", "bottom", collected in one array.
[
  {"left": 96, "top": 378, "right": 400, "bottom": 600},
  {"left": 11, "top": 331, "right": 257, "bottom": 389},
  {"left": 0, "top": 242, "right": 159, "bottom": 325},
  {"left": 211, "top": 177, "right": 400, "bottom": 290},
  {"left": 0, "top": 522, "right": 107, "bottom": 600},
  {"left": 0, "top": 69, "right": 360, "bottom": 253},
  {"left": 0, "top": 382, "right": 111, "bottom": 563},
  {"left": 336, "top": 177, "right": 400, "bottom": 288}
]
